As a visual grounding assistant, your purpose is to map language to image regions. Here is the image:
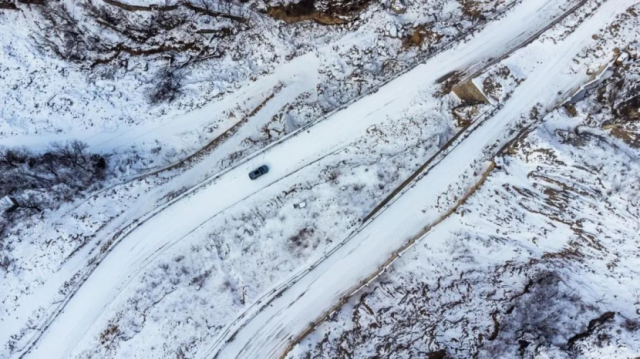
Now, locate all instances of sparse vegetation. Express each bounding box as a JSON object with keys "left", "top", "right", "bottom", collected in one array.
[
  {"left": 295, "top": 28, "right": 640, "bottom": 359},
  {"left": 0, "top": 140, "right": 107, "bottom": 213},
  {"left": 2, "top": 1, "right": 639, "bottom": 358},
  {"left": 0, "top": 140, "right": 108, "bottom": 269},
  {"left": 29, "top": 0, "right": 243, "bottom": 104}
]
